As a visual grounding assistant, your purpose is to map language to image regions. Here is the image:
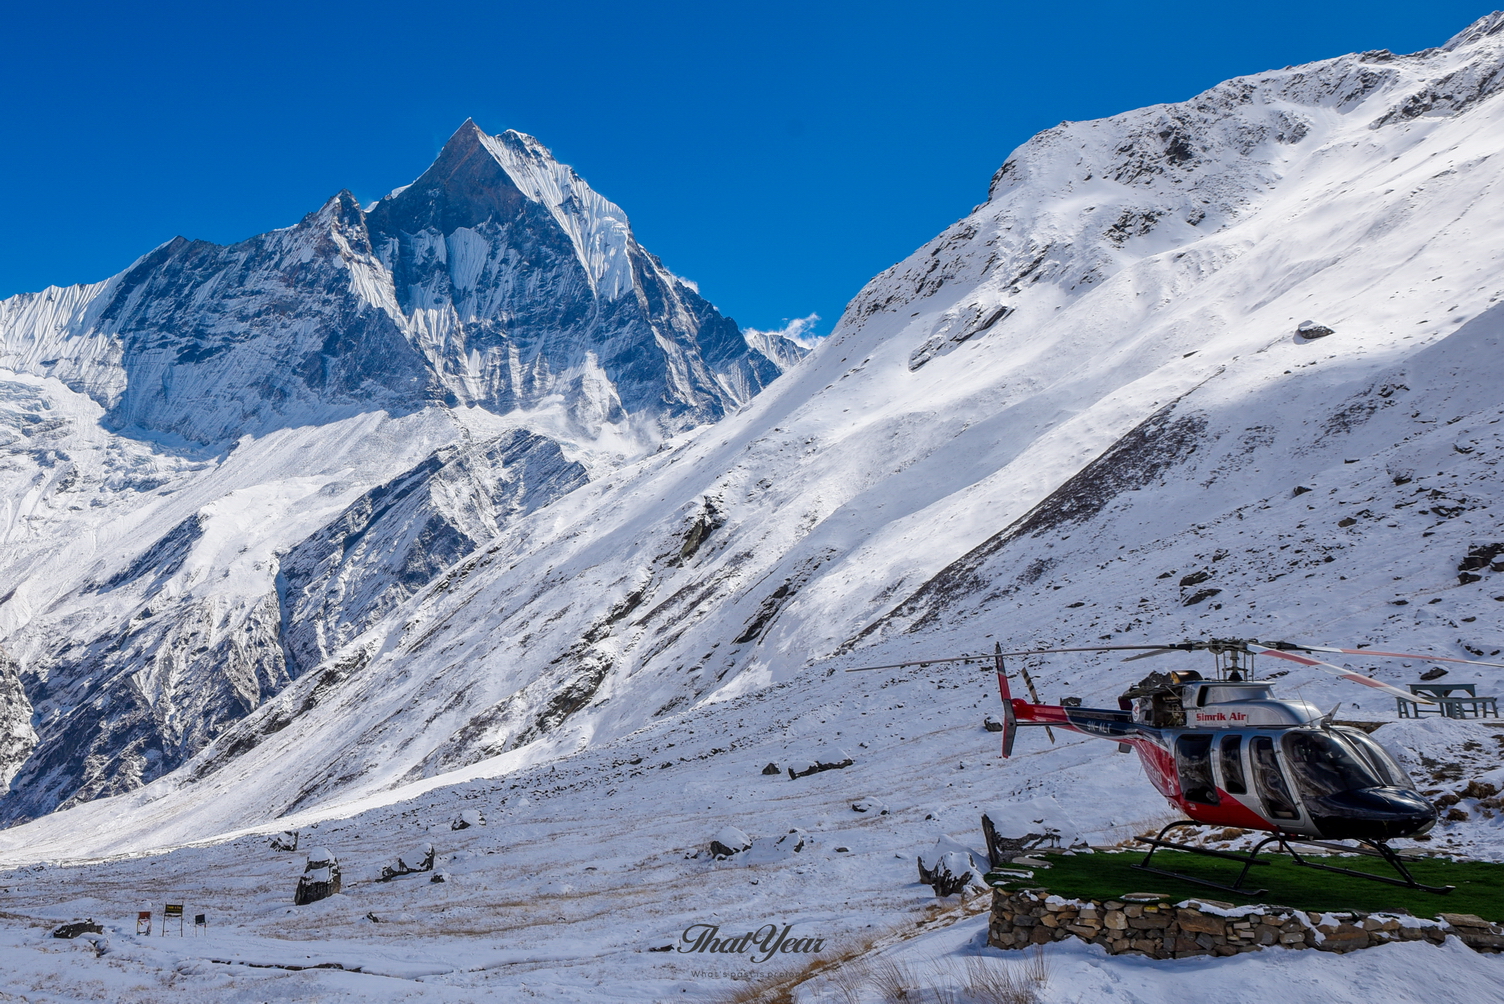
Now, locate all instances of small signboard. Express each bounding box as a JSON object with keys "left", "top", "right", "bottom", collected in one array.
[
  {"left": 163, "top": 904, "right": 184, "bottom": 936},
  {"left": 194, "top": 913, "right": 207, "bottom": 936},
  {"left": 136, "top": 910, "right": 151, "bottom": 936}
]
